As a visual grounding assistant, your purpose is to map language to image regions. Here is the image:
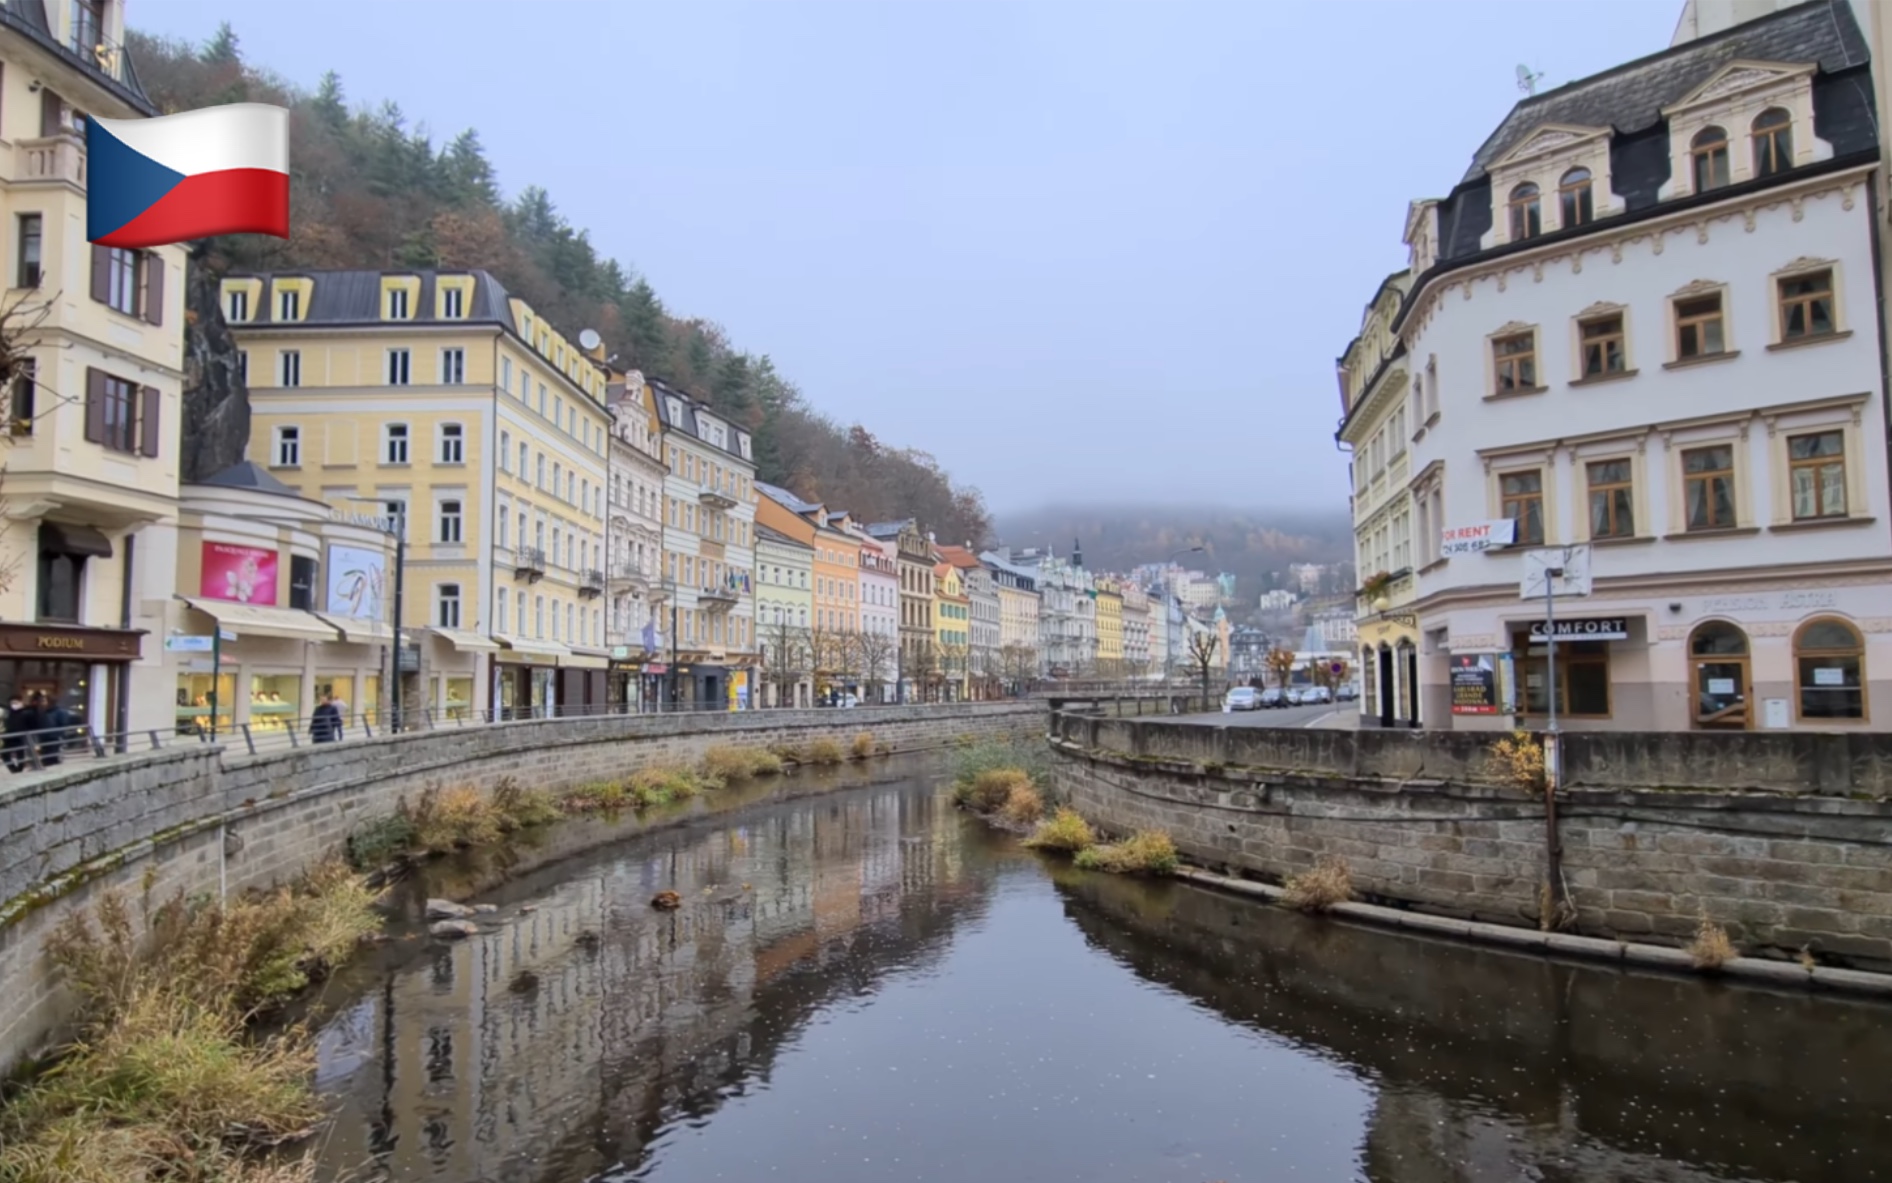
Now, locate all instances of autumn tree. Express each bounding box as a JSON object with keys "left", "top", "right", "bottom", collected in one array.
[{"left": 1266, "top": 647, "right": 1297, "bottom": 696}]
